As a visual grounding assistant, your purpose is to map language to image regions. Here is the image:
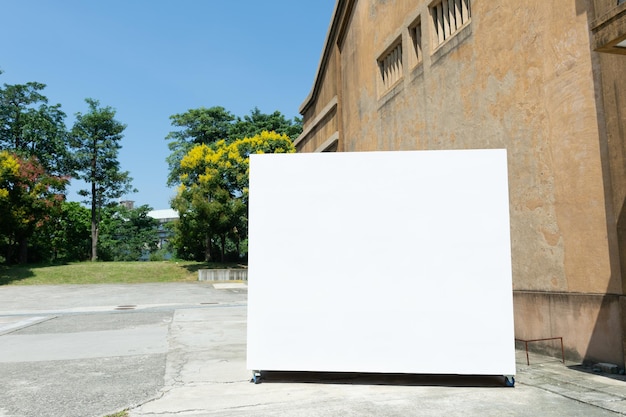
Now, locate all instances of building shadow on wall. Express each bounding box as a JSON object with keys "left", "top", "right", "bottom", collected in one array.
[{"left": 576, "top": 0, "right": 626, "bottom": 369}]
